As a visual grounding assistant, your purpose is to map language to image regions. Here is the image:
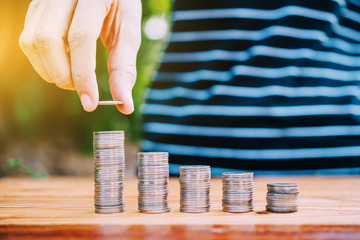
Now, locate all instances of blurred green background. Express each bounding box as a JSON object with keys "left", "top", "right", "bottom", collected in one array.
[{"left": 0, "top": 0, "right": 172, "bottom": 177}]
